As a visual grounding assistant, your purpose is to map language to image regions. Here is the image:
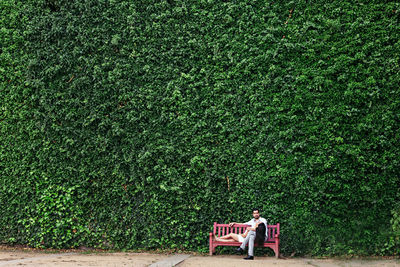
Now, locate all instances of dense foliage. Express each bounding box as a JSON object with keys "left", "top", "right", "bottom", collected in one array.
[{"left": 1, "top": 0, "right": 399, "bottom": 256}]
